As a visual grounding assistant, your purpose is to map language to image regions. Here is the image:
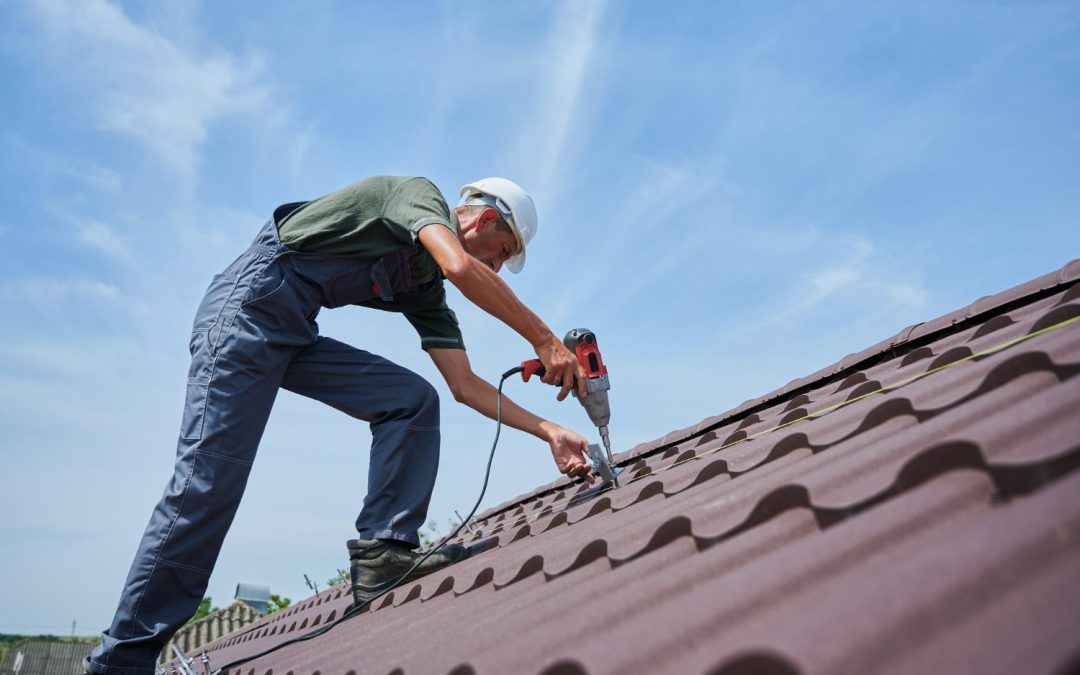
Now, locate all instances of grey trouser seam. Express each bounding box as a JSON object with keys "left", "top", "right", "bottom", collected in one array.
[
  {"left": 358, "top": 354, "right": 392, "bottom": 376},
  {"left": 158, "top": 558, "right": 212, "bottom": 575},
  {"left": 89, "top": 658, "right": 152, "bottom": 672},
  {"left": 195, "top": 449, "right": 254, "bottom": 466}
]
